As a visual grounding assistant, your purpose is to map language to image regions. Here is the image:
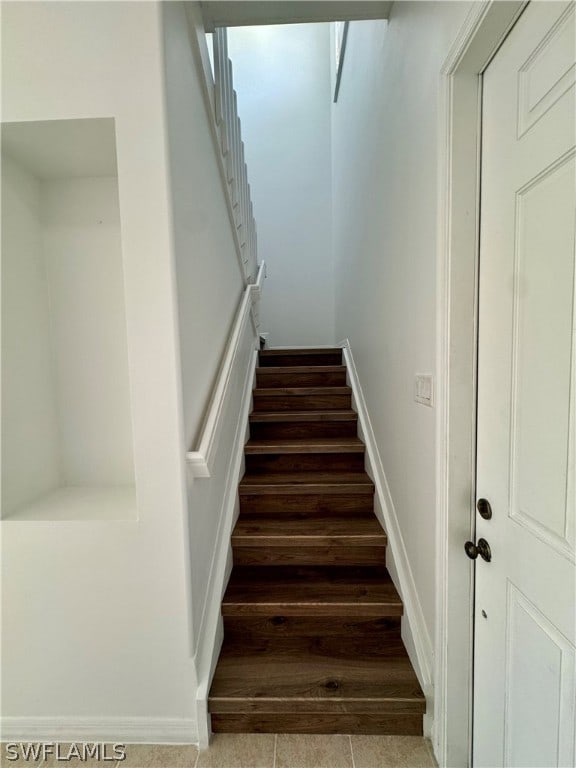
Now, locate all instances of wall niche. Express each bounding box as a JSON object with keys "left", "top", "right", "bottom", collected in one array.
[{"left": 2, "top": 118, "right": 136, "bottom": 520}]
